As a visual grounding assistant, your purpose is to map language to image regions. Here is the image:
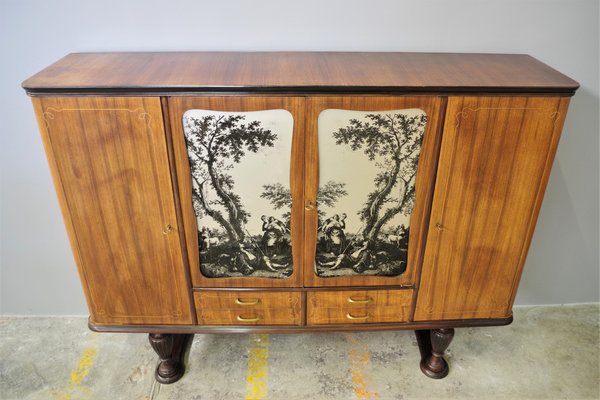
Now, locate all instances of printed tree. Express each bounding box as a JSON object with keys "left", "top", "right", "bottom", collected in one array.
[
  {"left": 333, "top": 113, "right": 426, "bottom": 241},
  {"left": 184, "top": 114, "right": 277, "bottom": 242},
  {"left": 260, "top": 180, "right": 347, "bottom": 224}
]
